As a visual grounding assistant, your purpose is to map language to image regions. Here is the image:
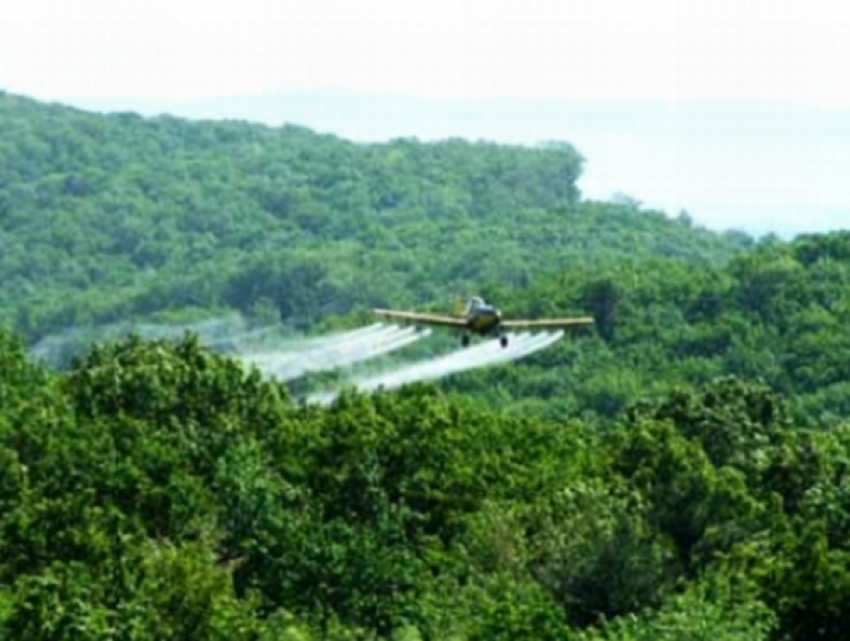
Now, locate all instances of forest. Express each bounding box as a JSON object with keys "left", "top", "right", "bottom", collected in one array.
[
  {"left": 0, "top": 92, "right": 750, "bottom": 341},
  {"left": 2, "top": 92, "right": 850, "bottom": 639}
]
